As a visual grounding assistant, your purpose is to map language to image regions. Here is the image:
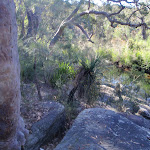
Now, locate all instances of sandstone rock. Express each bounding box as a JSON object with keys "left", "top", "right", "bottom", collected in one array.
[
  {"left": 138, "top": 107, "right": 150, "bottom": 119},
  {"left": 119, "top": 113, "right": 150, "bottom": 130},
  {"left": 55, "top": 108, "right": 150, "bottom": 150},
  {"left": 24, "top": 102, "right": 65, "bottom": 150},
  {"left": 146, "top": 97, "right": 150, "bottom": 104},
  {"left": 100, "top": 85, "right": 117, "bottom": 103},
  {"left": 122, "top": 100, "right": 140, "bottom": 114}
]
